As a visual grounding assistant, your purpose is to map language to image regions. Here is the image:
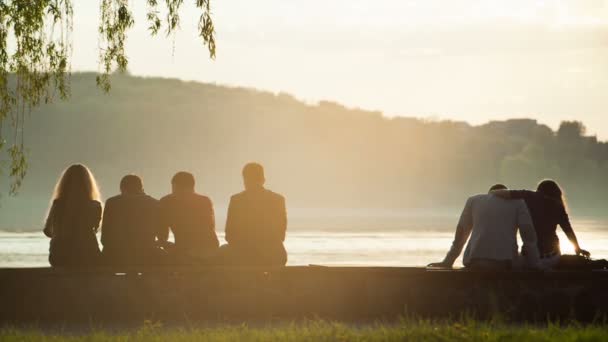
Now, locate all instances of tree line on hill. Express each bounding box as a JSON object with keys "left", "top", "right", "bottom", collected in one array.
[{"left": 0, "top": 73, "right": 606, "bottom": 228}]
